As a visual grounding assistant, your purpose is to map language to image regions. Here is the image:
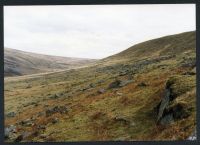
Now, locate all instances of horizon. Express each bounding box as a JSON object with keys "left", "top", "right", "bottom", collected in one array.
[
  {"left": 4, "top": 30, "right": 195, "bottom": 59},
  {"left": 4, "top": 4, "right": 195, "bottom": 59}
]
